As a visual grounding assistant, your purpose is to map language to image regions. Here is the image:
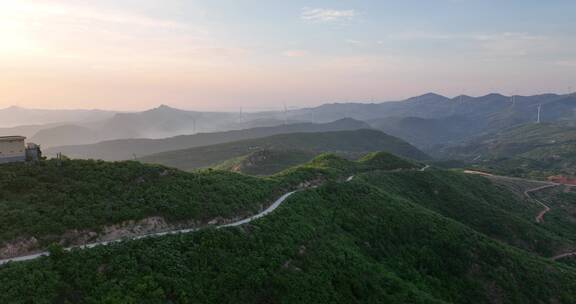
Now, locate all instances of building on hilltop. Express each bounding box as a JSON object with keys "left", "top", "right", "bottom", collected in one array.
[{"left": 0, "top": 136, "right": 42, "bottom": 164}]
